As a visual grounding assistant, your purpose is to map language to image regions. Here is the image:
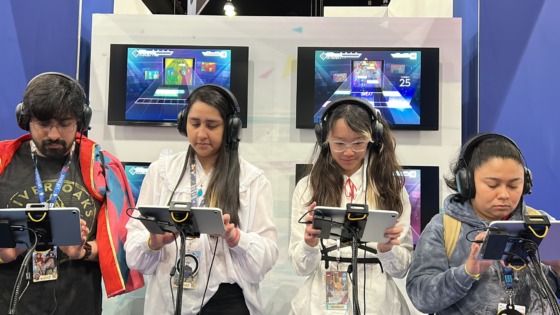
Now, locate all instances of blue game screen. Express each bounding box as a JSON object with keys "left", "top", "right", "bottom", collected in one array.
[
  {"left": 296, "top": 47, "right": 439, "bottom": 130},
  {"left": 312, "top": 50, "right": 422, "bottom": 125},
  {"left": 108, "top": 44, "right": 249, "bottom": 127},
  {"left": 124, "top": 47, "right": 234, "bottom": 122}
]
